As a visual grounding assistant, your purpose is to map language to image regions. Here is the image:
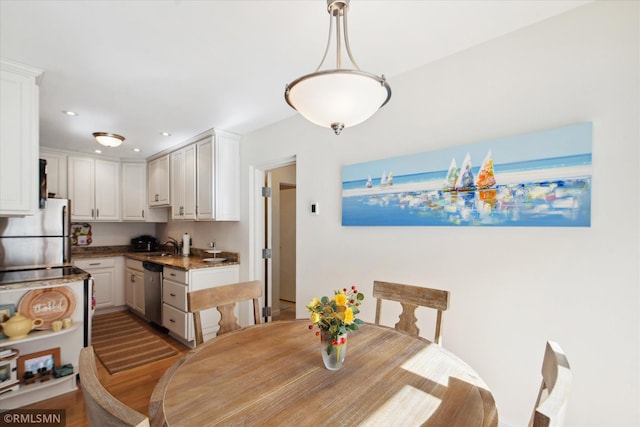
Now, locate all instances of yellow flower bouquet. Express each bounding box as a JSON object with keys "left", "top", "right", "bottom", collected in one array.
[{"left": 306, "top": 287, "right": 364, "bottom": 369}]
